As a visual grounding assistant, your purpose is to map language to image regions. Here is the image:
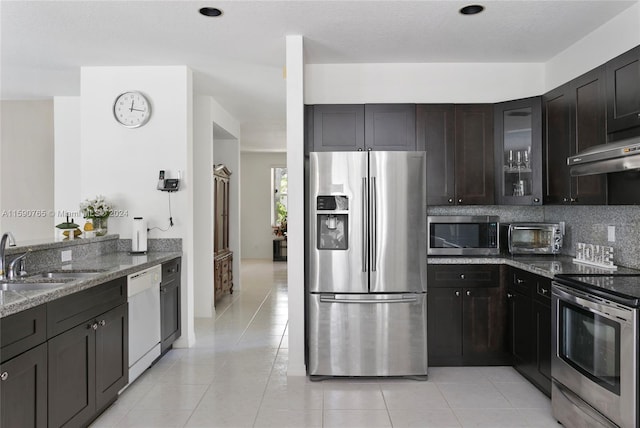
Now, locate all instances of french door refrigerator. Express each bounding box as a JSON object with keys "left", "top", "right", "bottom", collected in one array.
[{"left": 308, "top": 151, "right": 427, "bottom": 378}]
